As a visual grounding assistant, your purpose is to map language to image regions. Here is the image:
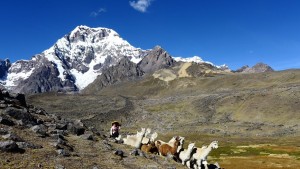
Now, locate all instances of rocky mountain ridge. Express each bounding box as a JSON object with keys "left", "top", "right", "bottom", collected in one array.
[
  {"left": 0, "top": 26, "right": 148, "bottom": 93},
  {"left": 0, "top": 26, "right": 273, "bottom": 94},
  {"left": 234, "top": 62, "right": 274, "bottom": 73}
]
